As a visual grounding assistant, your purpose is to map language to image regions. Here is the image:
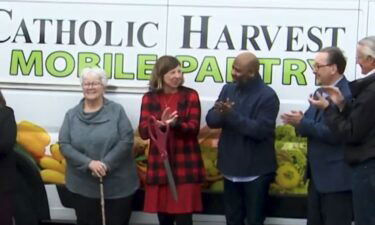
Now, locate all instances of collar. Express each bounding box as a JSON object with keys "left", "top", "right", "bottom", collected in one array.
[
  {"left": 331, "top": 75, "right": 344, "bottom": 86},
  {"left": 350, "top": 70, "right": 375, "bottom": 96},
  {"left": 235, "top": 73, "right": 263, "bottom": 93},
  {"left": 76, "top": 97, "right": 111, "bottom": 124}
]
